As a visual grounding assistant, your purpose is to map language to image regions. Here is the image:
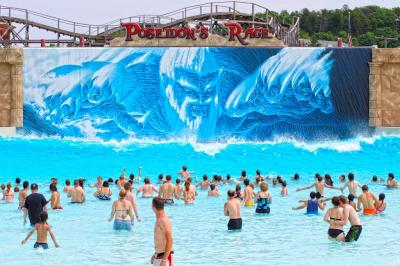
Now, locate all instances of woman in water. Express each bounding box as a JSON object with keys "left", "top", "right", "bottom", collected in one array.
[
  {"left": 137, "top": 178, "right": 159, "bottom": 198},
  {"left": 255, "top": 182, "right": 272, "bottom": 214},
  {"left": 325, "top": 174, "right": 334, "bottom": 186},
  {"left": 109, "top": 190, "right": 134, "bottom": 231},
  {"left": 323, "top": 197, "right": 345, "bottom": 241},
  {"left": 234, "top": 184, "right": 244, "bottom": 201},
  {"left": 49, "top": 184, "right": 62, "bottom": 209},
  {"left": 376, "top": 193, "right": 387, "bottom": 213},
  {"left": 281, "top": 181, "right": 288, "bottom": 196},
  {"left": 183, "top": 181, "right": 195, "bottom": 204},
  {"left": 95, "top": 181, "right": 113, "bottom": 200}
]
